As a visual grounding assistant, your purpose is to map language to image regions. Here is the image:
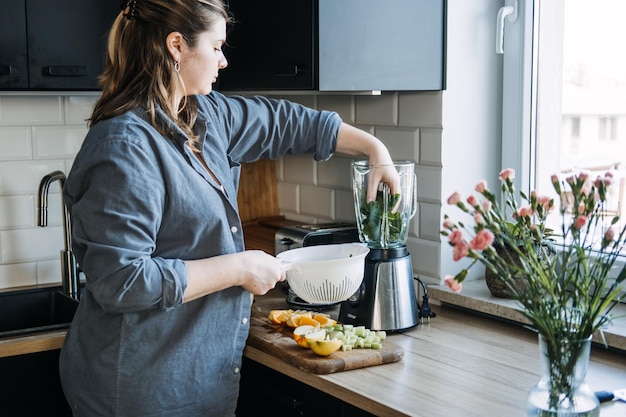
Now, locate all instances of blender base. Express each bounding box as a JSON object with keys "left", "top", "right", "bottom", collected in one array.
[{"left": 339, "top": 247, "right": 420, "bottom": 332}]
